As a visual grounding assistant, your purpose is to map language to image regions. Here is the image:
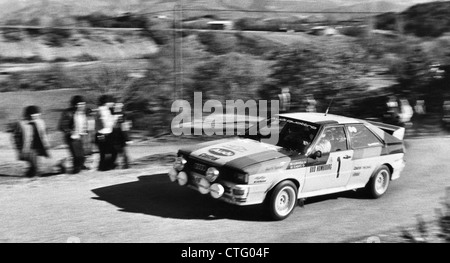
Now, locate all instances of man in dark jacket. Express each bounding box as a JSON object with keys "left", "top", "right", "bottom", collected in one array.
[
  {"left": 58, "top": 96, "right": 89, "bottom": 174},
  {"left": 111, "top": 102, "right": 131, "bottom": 169},
  {"left": 13, "top": 106, "right": 51, "bottom": 177}
]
